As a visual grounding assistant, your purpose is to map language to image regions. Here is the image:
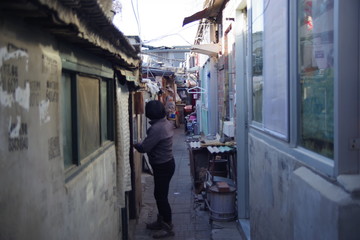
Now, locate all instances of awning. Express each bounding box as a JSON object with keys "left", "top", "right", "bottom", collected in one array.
[
  {"left": 182, "top": 0, "right": 228, "bottom": 26},
  {"left": 116, "top": 68, "right": 139, "bottom": 82},
  {"left": 191, "top": 44, "right": 221, "bottom": 57},
  {"left": 142, "top": 67, "right": 175, "bottom": 77},
  {"left": 187, "top": 66, "right": 200, "bottom": 72}
]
